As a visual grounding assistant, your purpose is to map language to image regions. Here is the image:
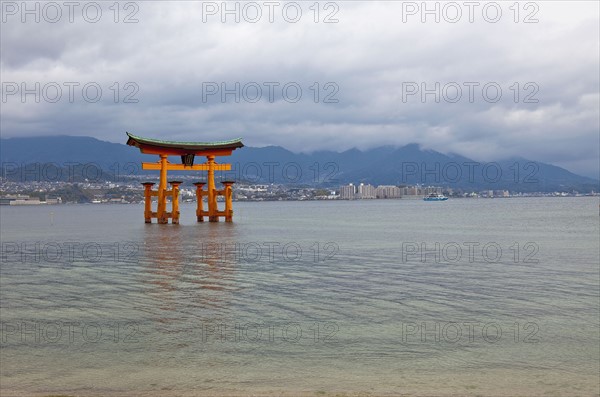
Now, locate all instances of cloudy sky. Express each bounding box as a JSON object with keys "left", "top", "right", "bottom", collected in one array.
[{"left": 1, "top": 1, "right": 599, "bottom": 177}]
